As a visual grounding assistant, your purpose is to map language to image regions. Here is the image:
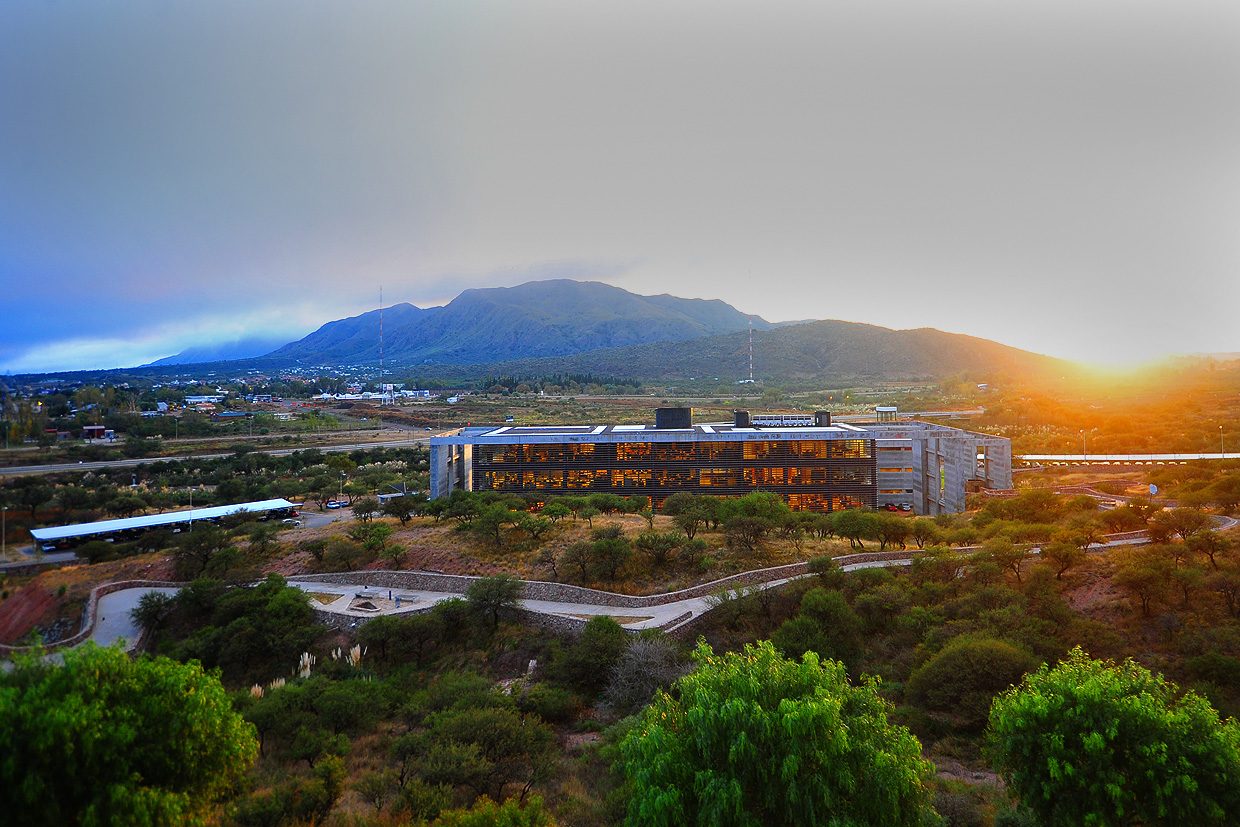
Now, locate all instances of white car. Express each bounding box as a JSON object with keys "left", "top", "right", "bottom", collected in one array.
[{"left": 325, "top": 500, "right": 343, "bottom": 509}]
